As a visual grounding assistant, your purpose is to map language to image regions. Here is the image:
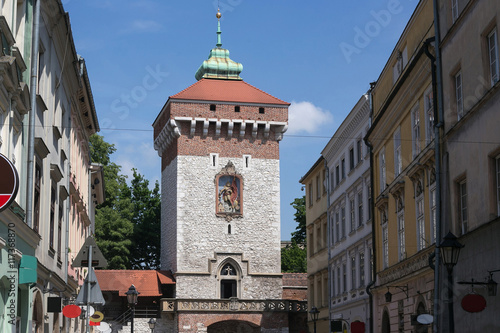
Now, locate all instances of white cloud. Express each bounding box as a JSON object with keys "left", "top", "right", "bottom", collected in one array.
[
  {"left": 122, "top": 20, "right": 163, "bottom": 33},
  {"left": 287, "top": 101, "right": 333, "bottom": 135}
]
